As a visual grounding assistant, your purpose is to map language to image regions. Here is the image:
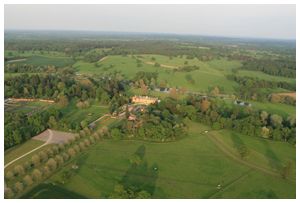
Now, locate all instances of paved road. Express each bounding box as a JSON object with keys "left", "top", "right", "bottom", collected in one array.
[{"left": 4, "top": 129, "right": 53, "bottom": 169}]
